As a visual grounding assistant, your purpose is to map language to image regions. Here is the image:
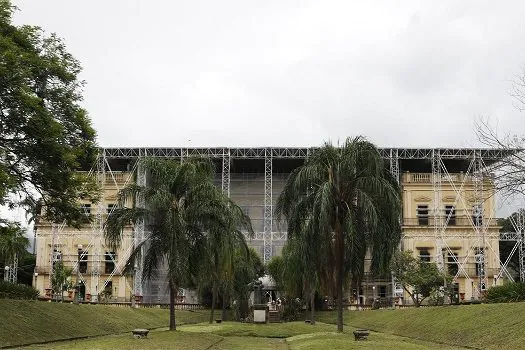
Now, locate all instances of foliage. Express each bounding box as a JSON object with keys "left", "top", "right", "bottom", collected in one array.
[
  {"left": 276, "top": 136, "right": 402, "bottom": 331},
  {"left": 193, "top": 192, "right": 253, "bottom": 323},
  {"left": 15, "top": 251, "right": 36, "bottom": 286},
  {"left": 232, "top": 247, "right": 264, "bottom": 321},
  {"left": 0, "top": 280, "right": 38, "bottom": 299},
  {"left": 279, "top": 297, "right": 304, "bottom": 322},
  {"left": 485, "top": 281, "right": 525, "bottom": 303},
  {"left": 266, "top": 255, "right": 284, "bottom": 290},
  {"left": 391, "top": 250, "right": 448, "bottom": 307},
  {"left": 51, "top": 261, "right": 73, "bottom": 300},
  {"left": 0, "top": 220, "right": 29, "bottom": 270},
  {"left": 106, "top": 157, "right": 248, "bottom": 330},
  {"left": 0, "top": 0, "right": 99, "bottom": 227}
]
